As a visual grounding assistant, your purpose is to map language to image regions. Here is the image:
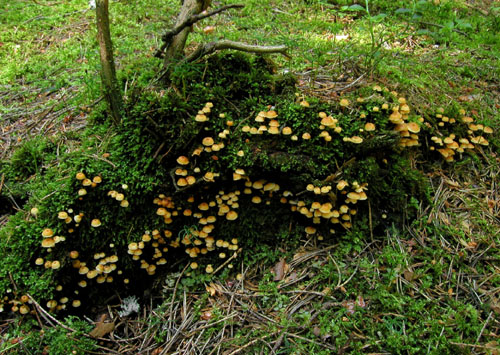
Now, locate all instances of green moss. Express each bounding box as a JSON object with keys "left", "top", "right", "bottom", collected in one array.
[{"left": 0, "top": 53, "right": 470, "bottom": 317}]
